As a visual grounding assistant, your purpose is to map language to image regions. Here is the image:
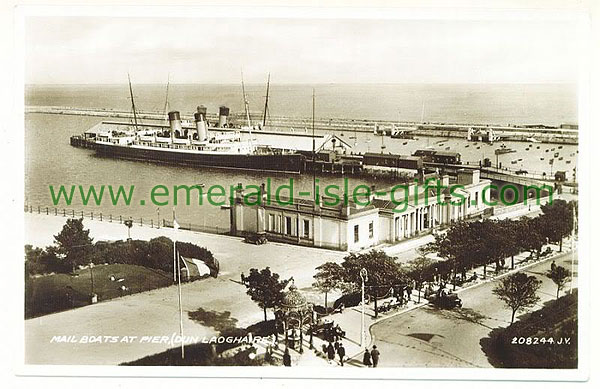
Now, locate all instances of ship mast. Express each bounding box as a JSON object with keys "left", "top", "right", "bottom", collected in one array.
[
  {"left": 127, "top": 73, "right": 139, "bottom": 131},
  {"left": 163, "top": 74, "right": 170, "bottom": 124},
  {"left": 241, "top": 71, "right": 251, "bottom": 127},
  {"left": 312, "top": 88, "right": 316, "bottom": 204},
  {"left": 262, "top": 73, "right": 270, "bottom": 128}
]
